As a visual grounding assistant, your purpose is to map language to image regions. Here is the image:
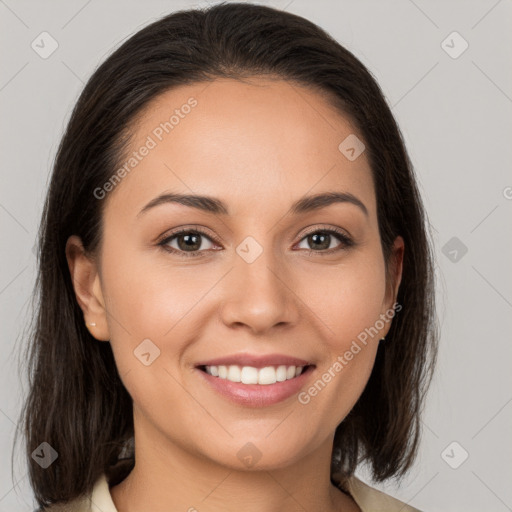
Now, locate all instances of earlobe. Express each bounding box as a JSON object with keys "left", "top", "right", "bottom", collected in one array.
[{"left": 65, "top": 235, "right": 110, "bottom": 342}]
